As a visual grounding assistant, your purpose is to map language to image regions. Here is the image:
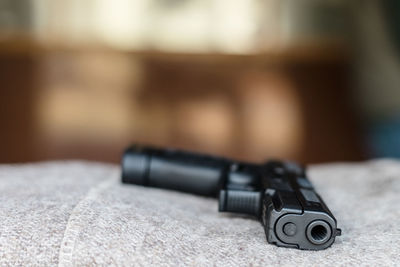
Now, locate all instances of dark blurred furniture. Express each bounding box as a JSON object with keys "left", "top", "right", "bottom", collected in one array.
[{"left": 0, "top": 40, "right": 364, "bottom": 164}]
